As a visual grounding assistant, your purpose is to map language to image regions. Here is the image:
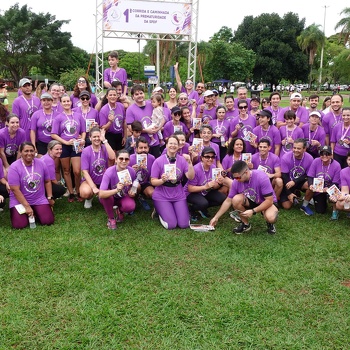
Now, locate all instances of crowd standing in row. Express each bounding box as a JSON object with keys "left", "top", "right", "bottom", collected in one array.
[{"left": 0, "top": 52, "right": 350, "bottom": 233}]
